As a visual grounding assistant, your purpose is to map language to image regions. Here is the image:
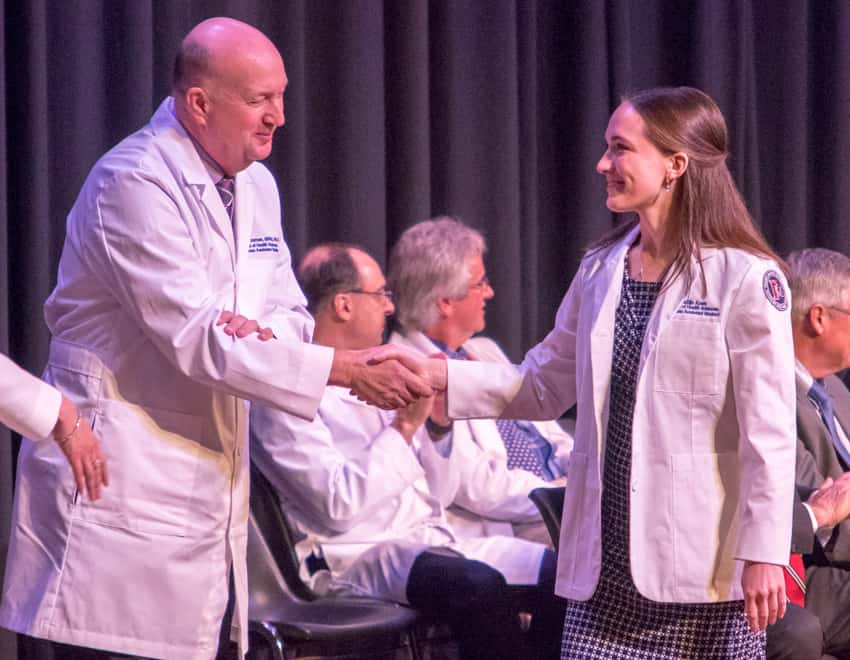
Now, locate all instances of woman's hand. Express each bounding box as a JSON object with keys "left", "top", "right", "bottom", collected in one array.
[
  {"left": 741, "top": 561, "right": 786, "bottom": 632},
  {"left": 52, "top": 396, "right": 109, "bottom": 501}
]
